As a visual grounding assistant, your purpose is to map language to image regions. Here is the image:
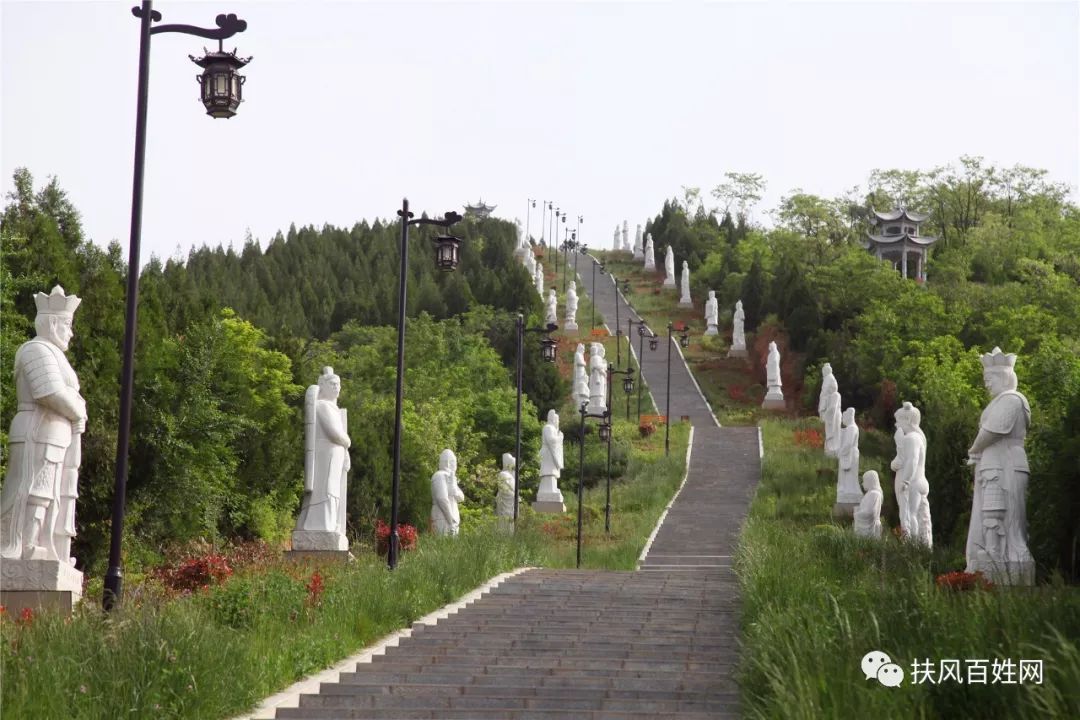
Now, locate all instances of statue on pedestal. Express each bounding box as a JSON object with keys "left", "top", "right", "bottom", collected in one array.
[
  {"left": 622, "top": 221, "right": 629, "bottom": 252},
  {"left": 534, "top": 410, "right": 566, "bottom": 512},
  {"left": 588, "top": 342, "right": 608, "bottom": 414},
  {"left": 835, "top": 408, "right": 863, "bottom": 515},
  {"left": 853, "top": 471, "right": 883, "bottom": 539},
  {"left": 644, "top": 234, "right": 655, "bottom": 270},
  {"left": 761, "top": 341, "right": 784, "bottom": 409},
  {"left": 545, "top": 289, "right": 558, "bottom": 327},
  {"left": 965, "top": 347, "right": 1033, "bottom": 585},
  {"left": 633, "top": 224, "right": 643, "bottom": 259},
  {"left": 1, "top": 286, "right": 86, "bottom": 610},
  {"left": 663, "top": 246, "right": 676, "bottom": 287},
  {"left": 564, "top": 281, "right": 579, "bottom": 332},
  {"left": 431, "top": 448, "right": 464, "bottom": 536},
  {"left": 534, "top": 262, "right": 544, "bottom": 296},
  {"left": 679, "top": 261, "right": 692, "bottom": 306},
  {"left": 613, "top": 225, "right": 620, "bottom": 250},
  {"left": 704, "top": 291, "right": 719, "bottom": 336},
  {"left": 728, "top": 300, "right": 747, "bottom": 357},
  {"left": 495, "top": 453, "right": 516, "bottom": 530},
  {"left": 293, "top": 367, "right": 351, "bottom": 551},
  {"left": 524, "top": 247, "right": 536, "bottom": 277}
]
